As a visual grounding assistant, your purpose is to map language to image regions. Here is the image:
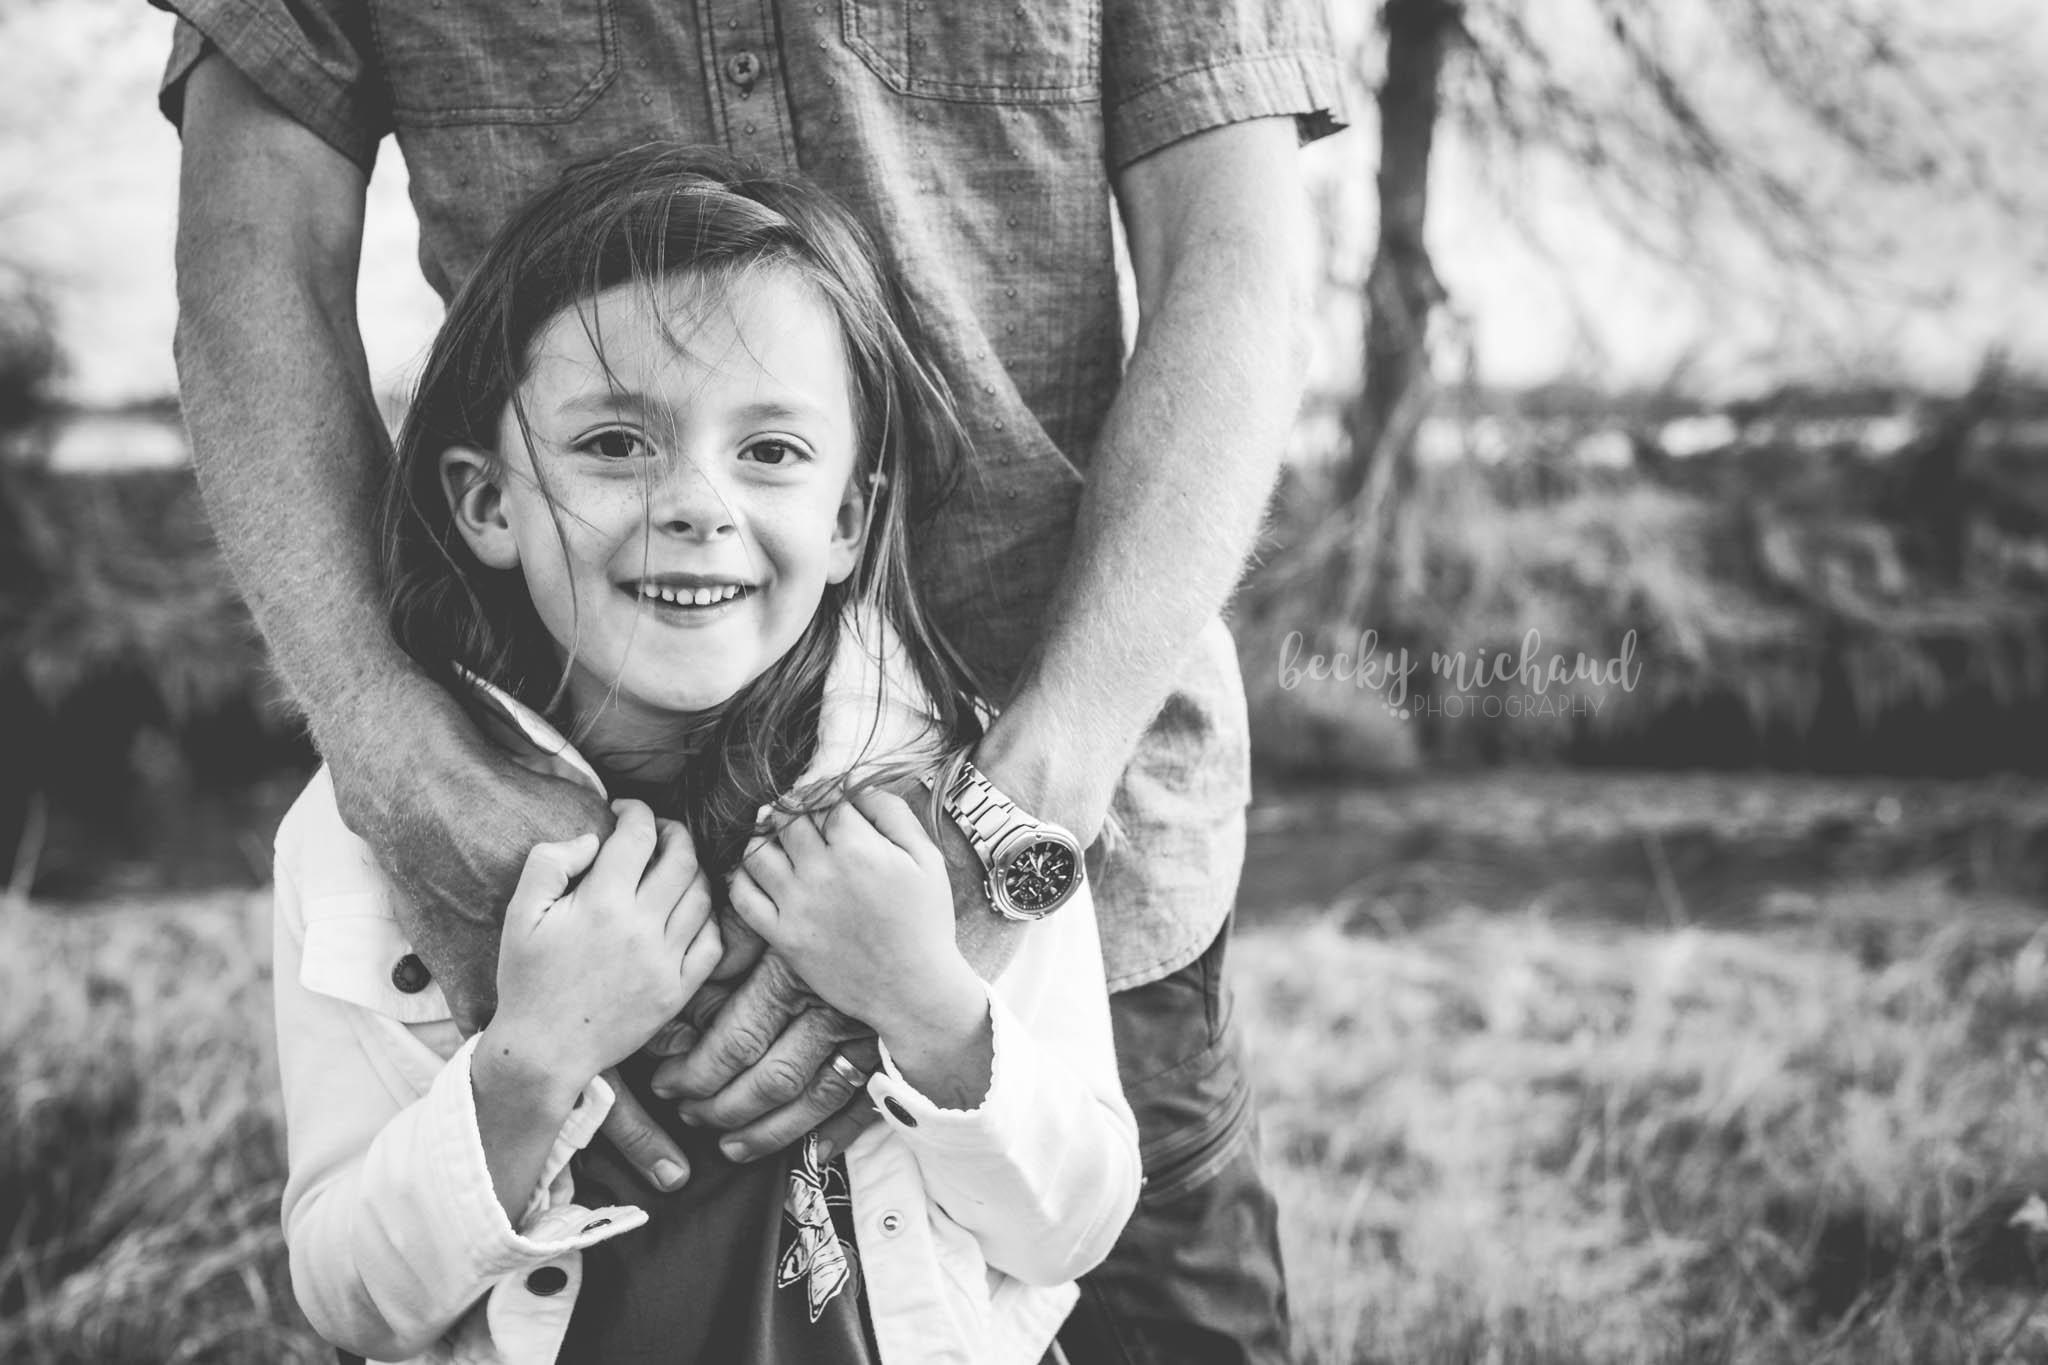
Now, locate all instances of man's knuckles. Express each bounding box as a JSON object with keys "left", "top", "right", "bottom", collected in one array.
[
  {"left": 682, "top": 1020, "right": 776, "bottom": 1088},
  {"left": 752, "top": 1057, "right": 812, "bottom": 1107}
]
